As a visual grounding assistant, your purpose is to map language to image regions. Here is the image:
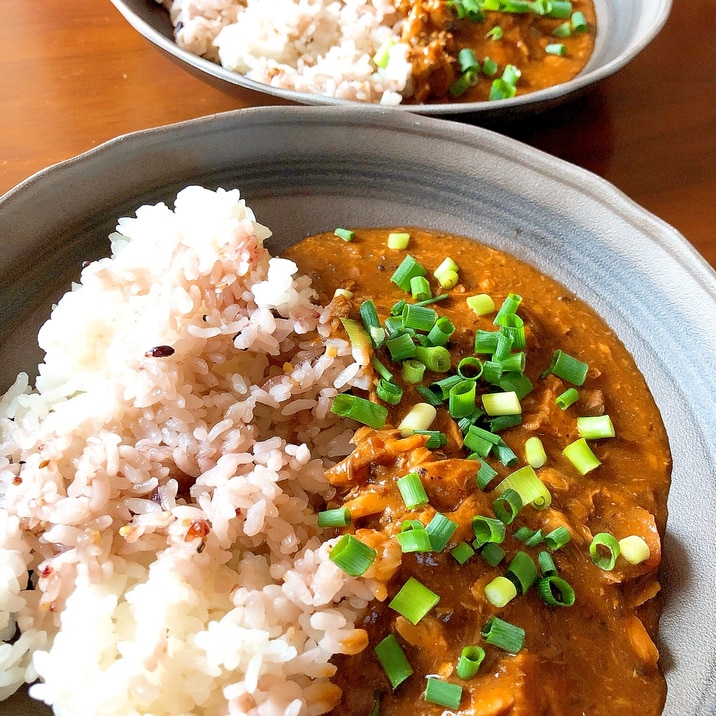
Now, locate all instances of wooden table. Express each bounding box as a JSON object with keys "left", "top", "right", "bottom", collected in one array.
[{"left": 2, "top": 0, "right": 714, "bottom": 269}]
